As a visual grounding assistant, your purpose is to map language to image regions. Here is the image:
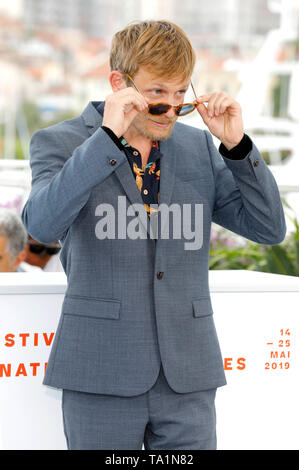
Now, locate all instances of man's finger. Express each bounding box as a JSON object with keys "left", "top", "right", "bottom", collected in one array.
[
  {"left": 196, "top": 94, "right": 213, "bottom": 103},
  {"left": 213, "top": 96, "right": 233, "bottom": 116},
  {"left": 119, "top": 94, "right": 148, "bottom": 112},
  {"left": 196, "top": 102, "right": 209, "bottom": 122}
]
